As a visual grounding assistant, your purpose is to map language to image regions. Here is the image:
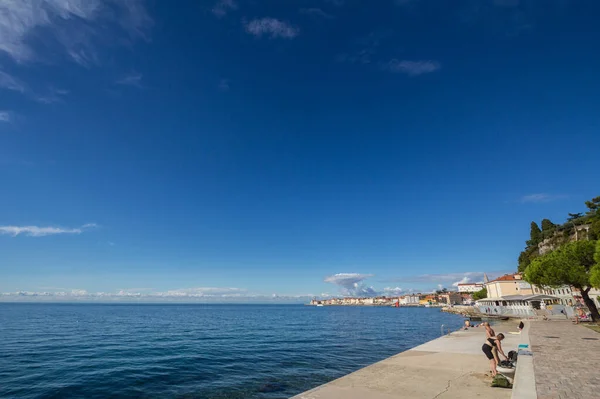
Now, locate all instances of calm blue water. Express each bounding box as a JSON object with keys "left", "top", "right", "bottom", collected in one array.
[{"left": 0, "top": 304, "right": 463, "bottom": 398}]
